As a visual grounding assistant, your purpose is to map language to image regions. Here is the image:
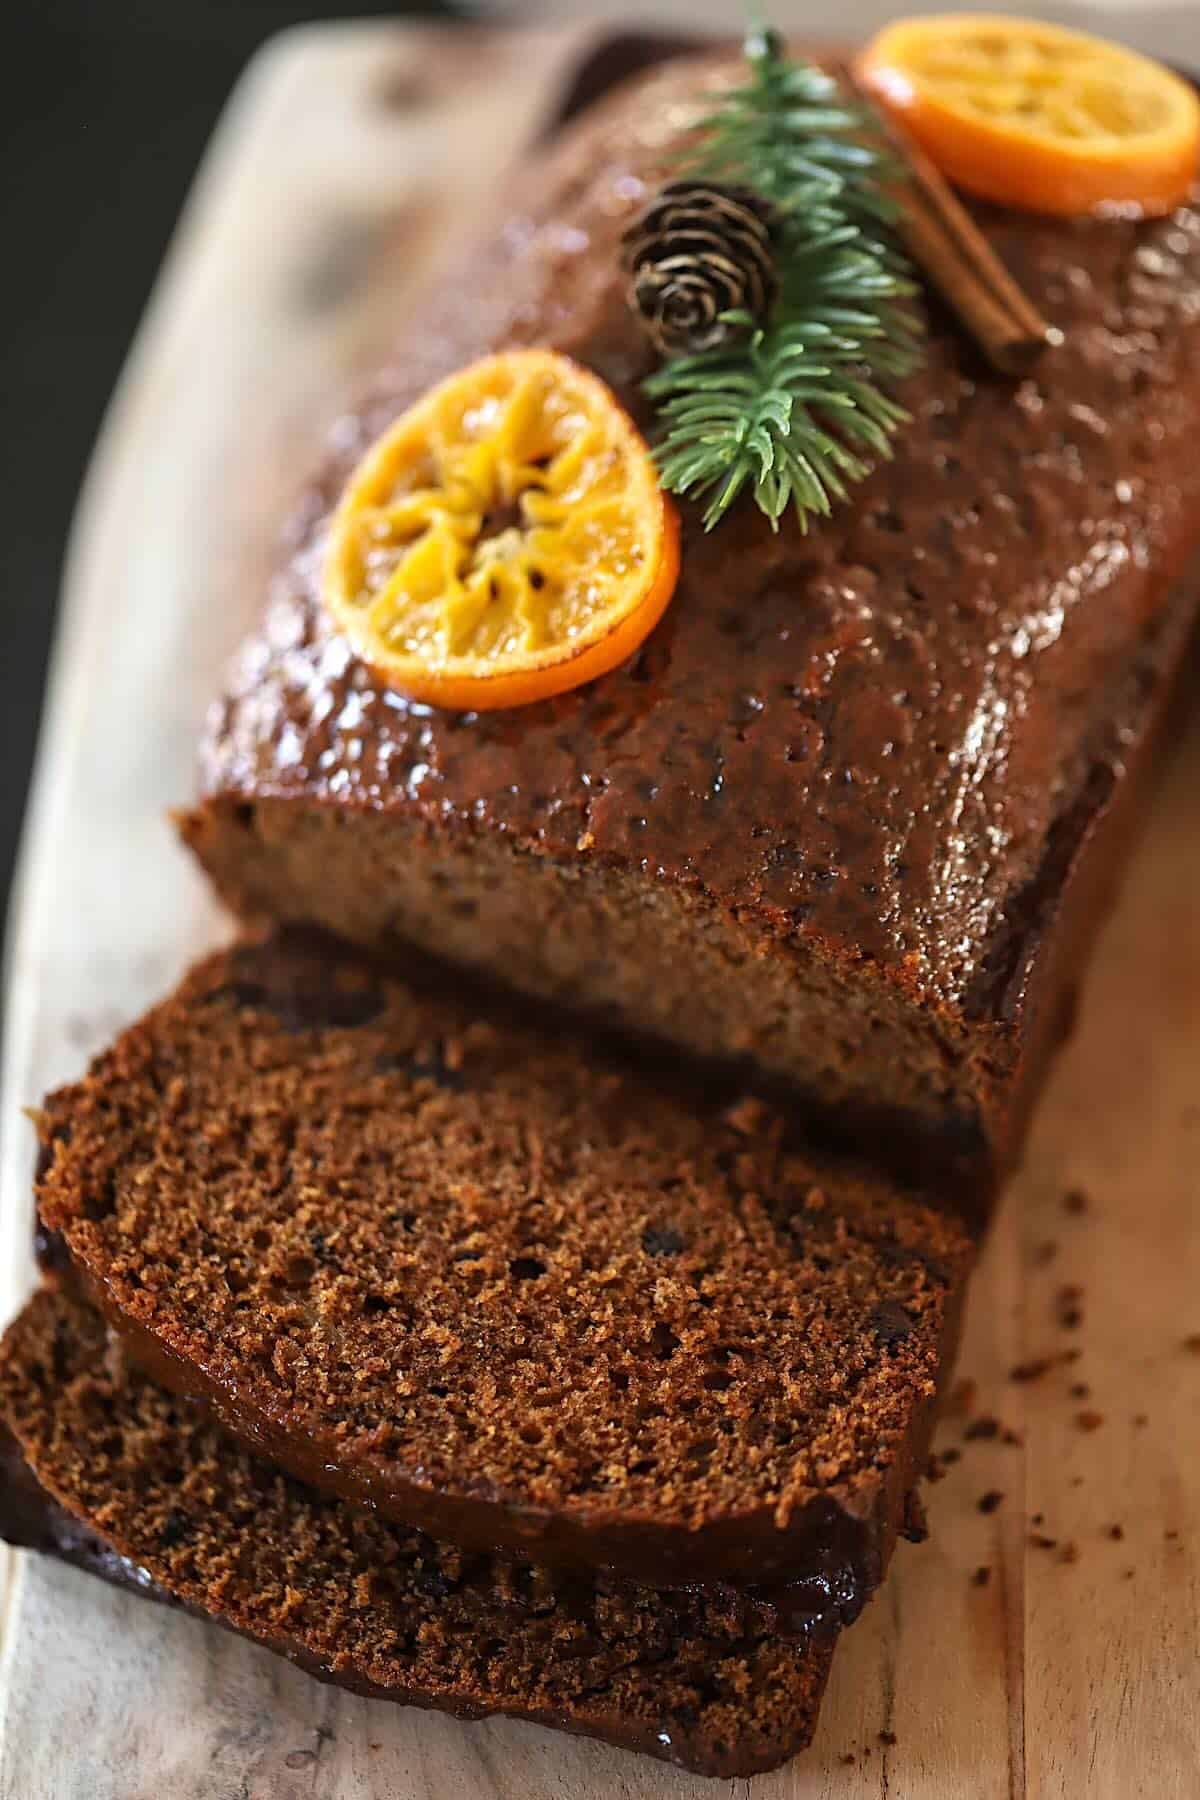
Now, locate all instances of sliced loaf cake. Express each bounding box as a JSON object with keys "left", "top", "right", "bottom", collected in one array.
[
  {"left": 0, "top": 1287, "right": 836, "bottom": 1777},
  {"left": 33, "top": 931, "right": 973, "bottom": 1597}
]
